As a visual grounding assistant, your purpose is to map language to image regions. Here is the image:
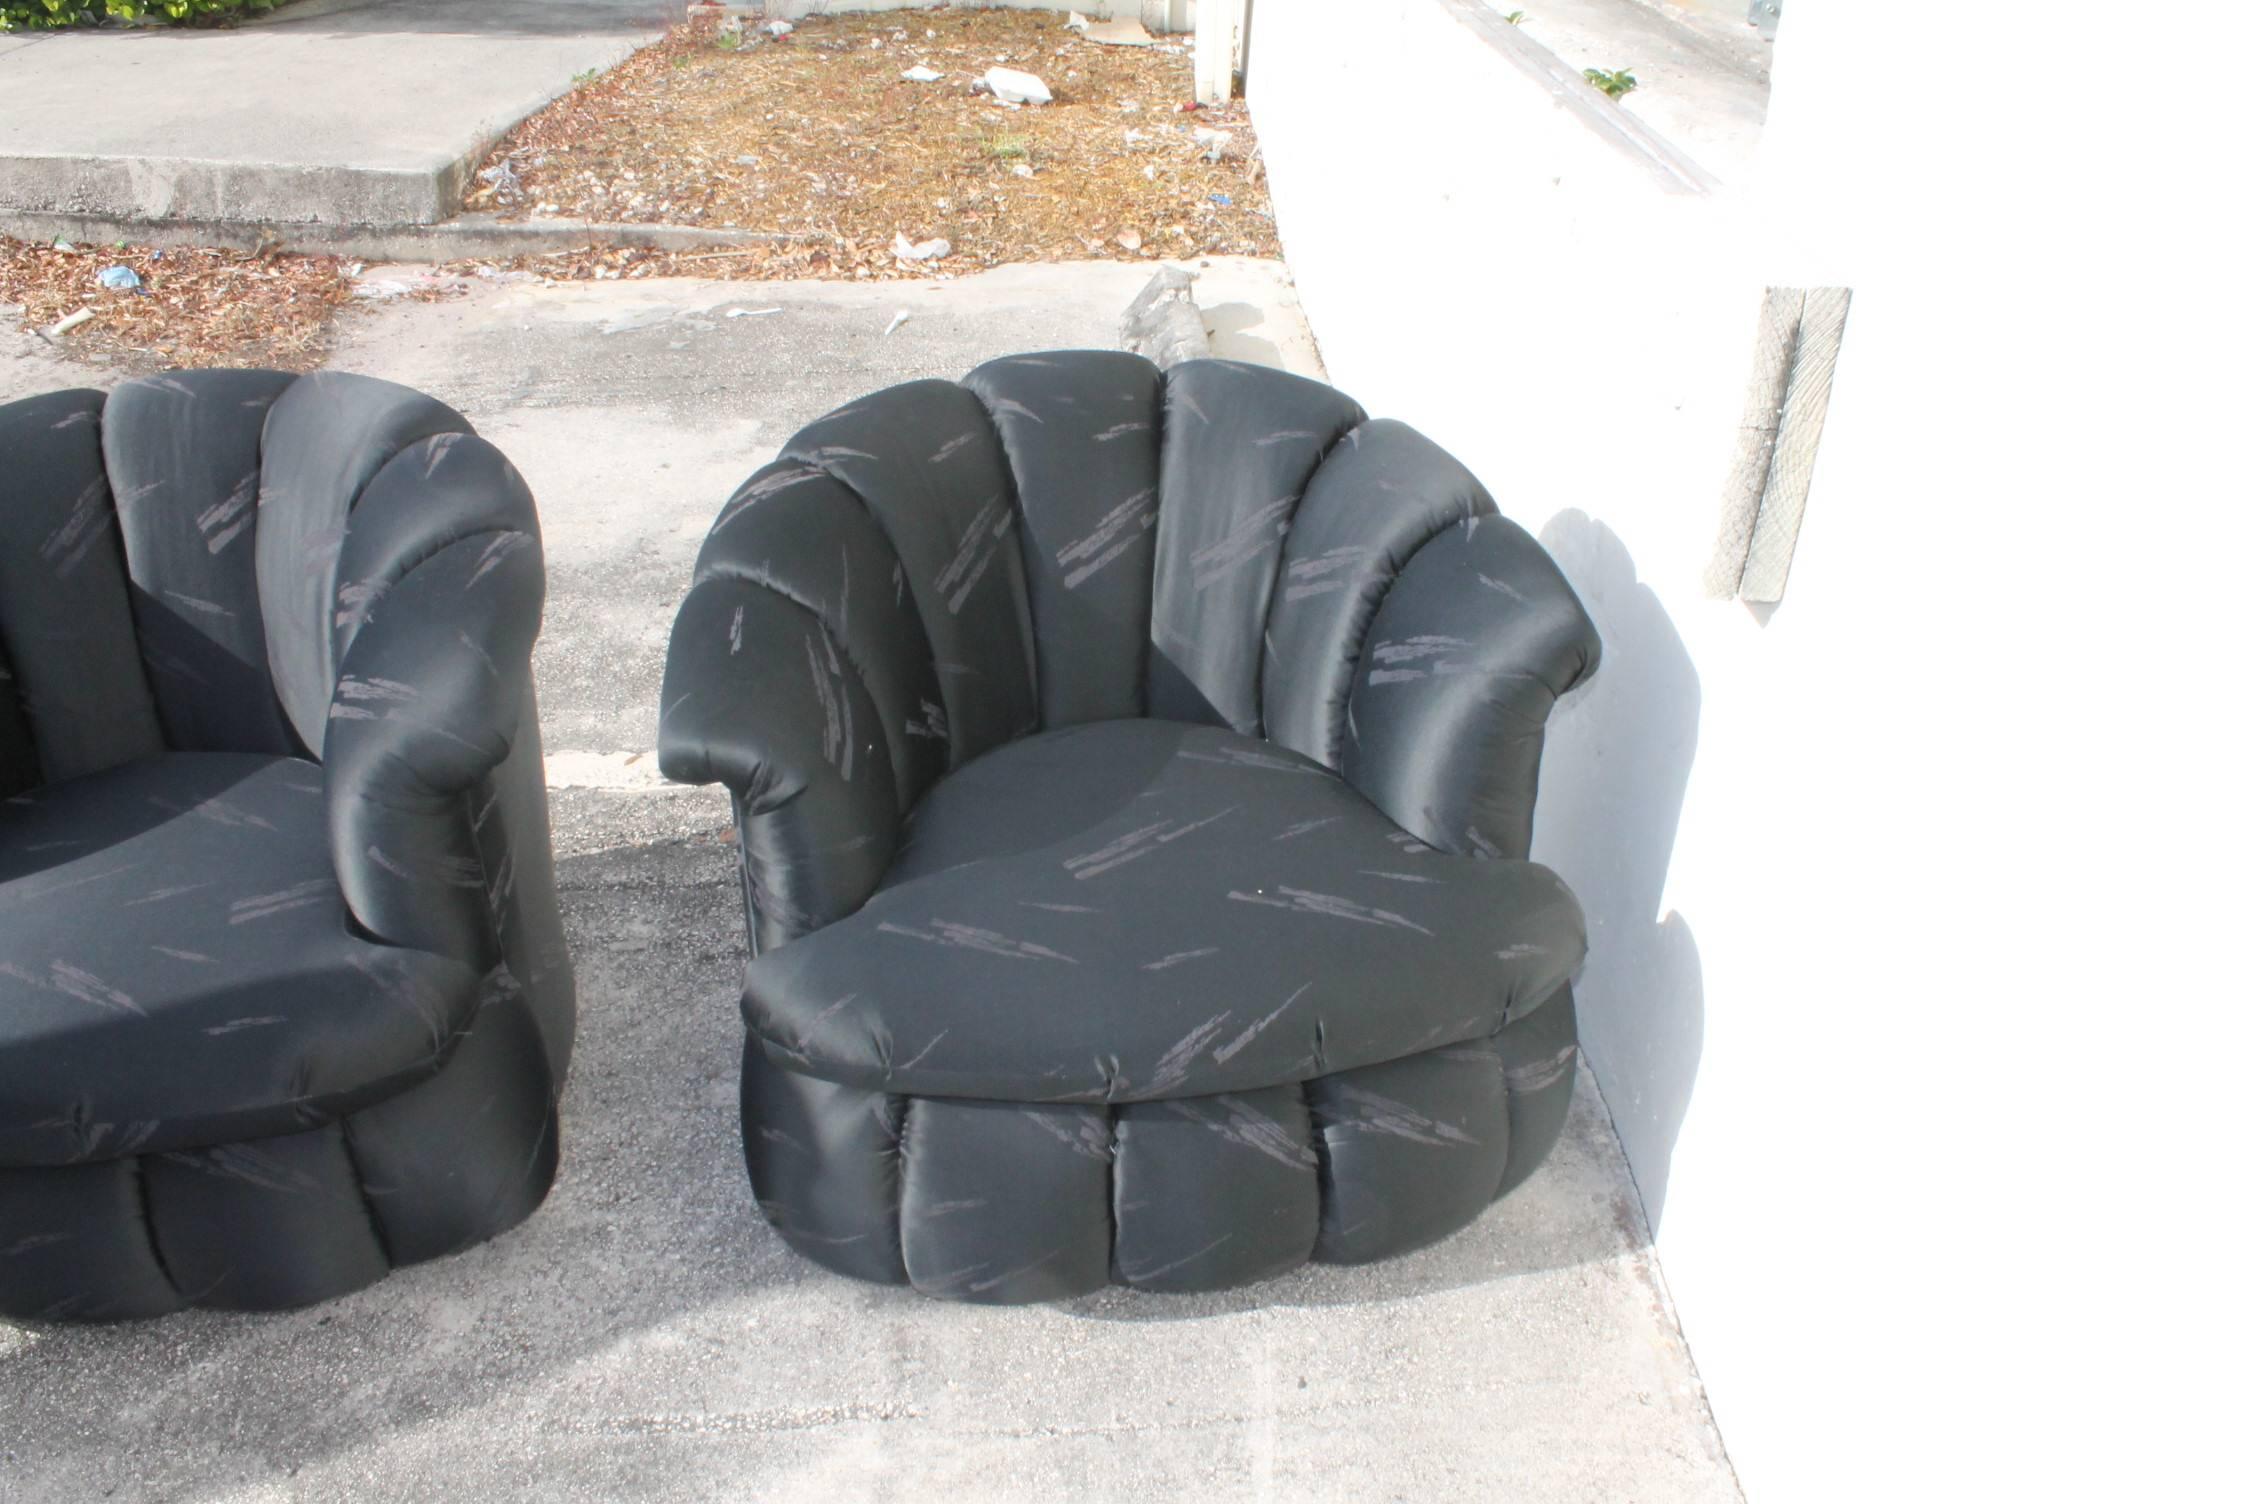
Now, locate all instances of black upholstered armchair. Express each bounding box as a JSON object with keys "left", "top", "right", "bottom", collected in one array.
[
  {"left": 661, "top": 353, "right": 1600, "bottom": 1302},
  {"left": 0, "top": 371, "right": 573, "bottom": 1320}
]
